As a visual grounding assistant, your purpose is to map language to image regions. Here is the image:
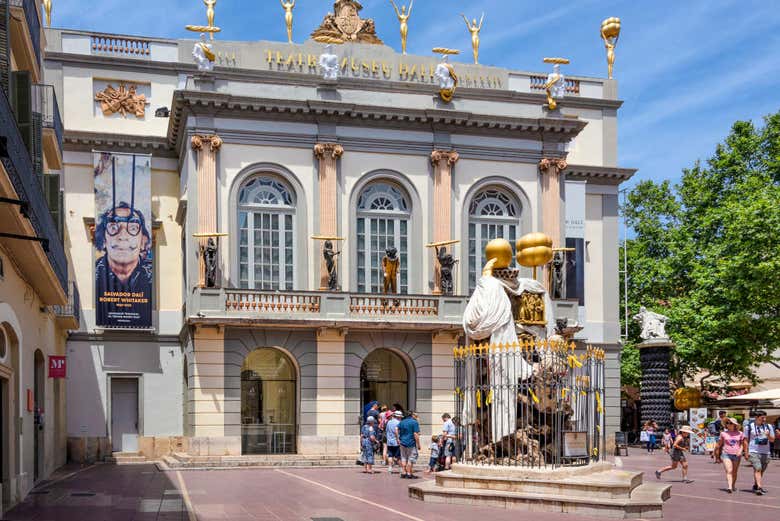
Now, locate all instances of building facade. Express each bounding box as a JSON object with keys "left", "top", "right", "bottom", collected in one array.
[
  {"left": 0, "top": 0, "right": 74, "bottom": 511},
  {"left": 44, "top": 8, "right": 634, "bottom": 462}
]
